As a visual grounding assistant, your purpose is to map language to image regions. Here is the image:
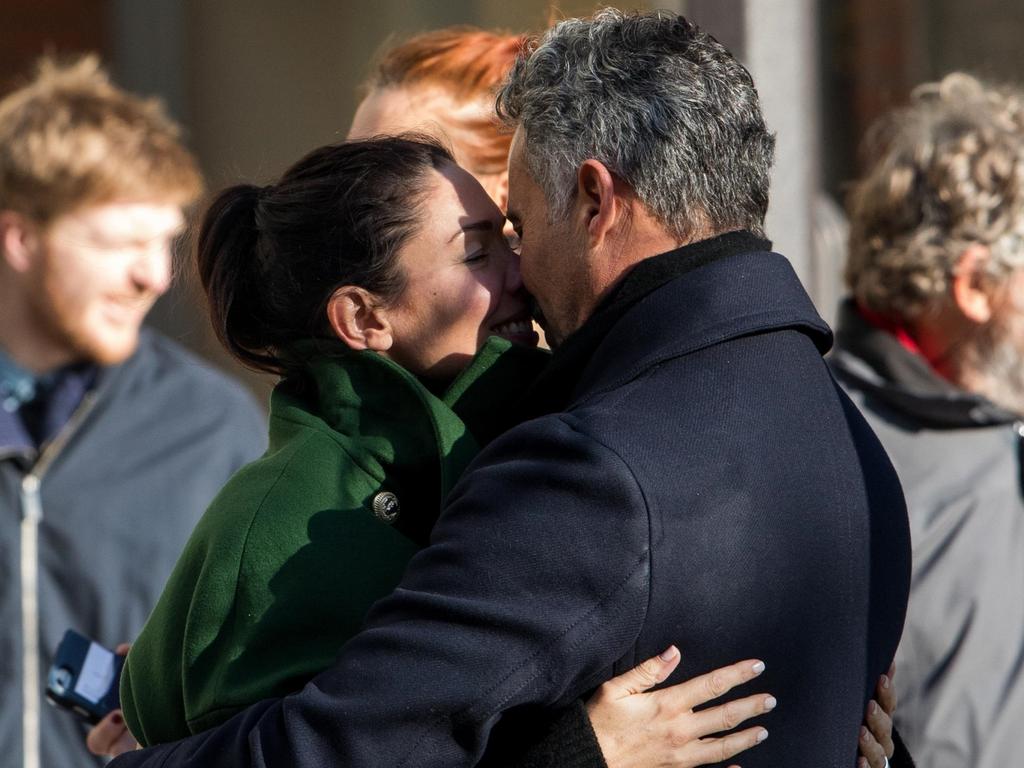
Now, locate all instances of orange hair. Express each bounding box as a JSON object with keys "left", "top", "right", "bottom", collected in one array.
[{"left": 366, "top": 27, "right": 528, "bottom": 176}]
